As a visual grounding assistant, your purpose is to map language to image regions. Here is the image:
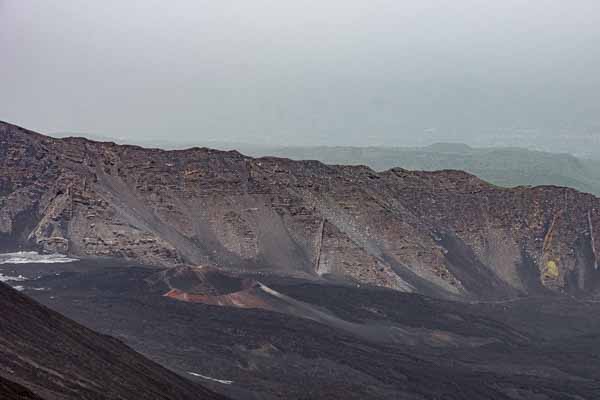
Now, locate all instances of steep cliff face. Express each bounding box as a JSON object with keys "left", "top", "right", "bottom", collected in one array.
[{"left": 2, "top": 121, "right": 600, "bottom": 299}]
